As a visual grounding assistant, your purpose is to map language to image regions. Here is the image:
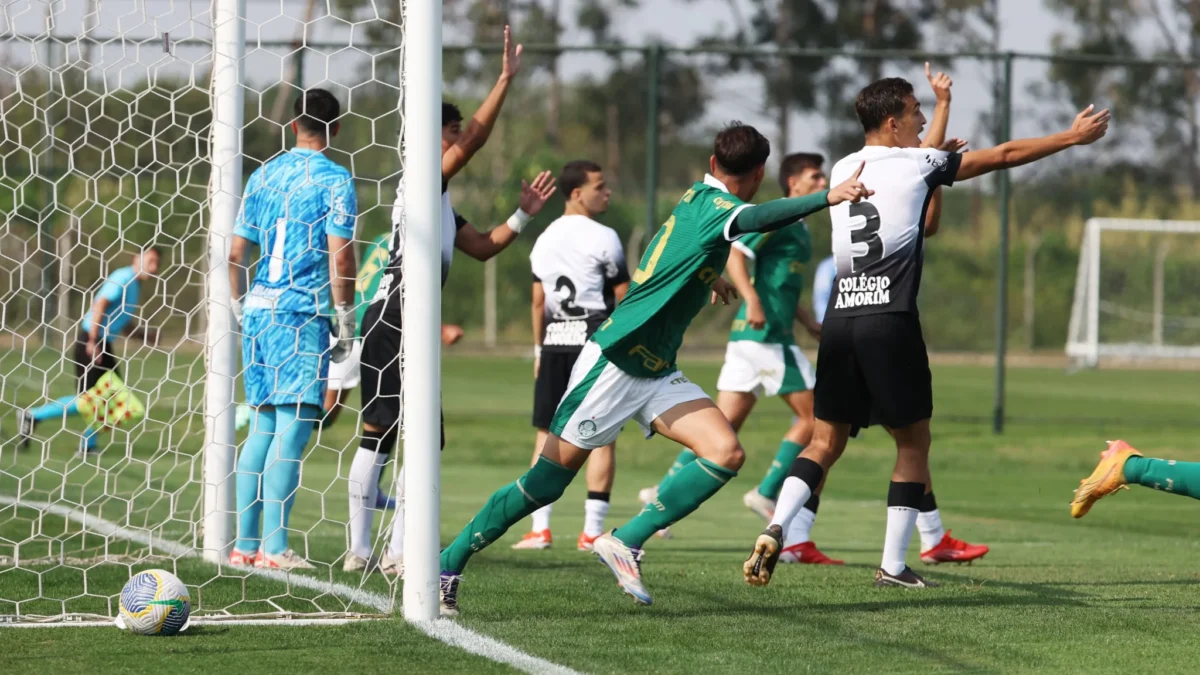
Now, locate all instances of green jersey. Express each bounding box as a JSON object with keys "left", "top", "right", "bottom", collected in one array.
[
  {"left": 594, "top": 175, "right": 749, "bottom": 378},
  {"left": 728, "top": 222, "right": 812, "bottom": 345},
  {"left": 355, "top": 234, "right": 389, "bottom": 336}
]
